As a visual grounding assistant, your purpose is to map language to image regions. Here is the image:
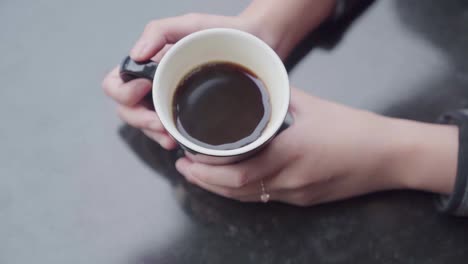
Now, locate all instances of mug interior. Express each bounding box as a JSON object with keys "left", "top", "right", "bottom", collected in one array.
[{"left": 153, "top": 28, "right": 289, "bottom": 156}]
